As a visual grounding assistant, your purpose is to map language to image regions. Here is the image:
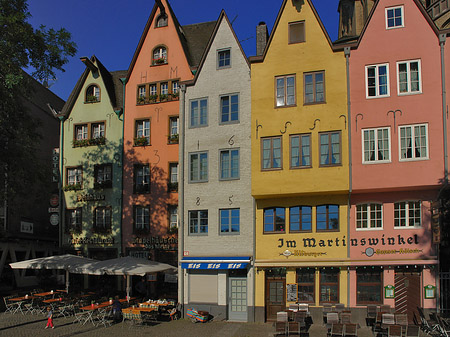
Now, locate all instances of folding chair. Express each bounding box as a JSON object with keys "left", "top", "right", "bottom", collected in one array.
[
  {"left": 366, "top": 305, "right": 377, "bottom": 327},
  {"left": 343, "top": 323, "right": 358, "bottom": 337},
  {"left": 298, "top": 303, "right": 309, "bottom": 313},
  {"left": 289, "top": 303, "right": 299, "bottom": 311},
  {"left": 405, "top": 325, "right": 420, "bottom": 337},
  {"left": 287, "top": 321, "right": 300, "bottom": 336},
  {"left": 395, "top": 313, "right": 408, "bottom": 335},
  {"left": 323, "top": 303, "right": 333, "bottom": 324},
  {"left": 340, "top": 312, "right": 352, "bottom": 325},
  {"left": 274, "top": 321, "right": 287, "bottom": 336},
  {"left": 381, "top": 304, "right": 391, "bottom": 313},
  {"left": 329, "top": 323, "right": 344, "bottom": 337},
  {"left": 327, "top": 313, "right": 340, "bottom": 331},
  {"left": 278, "top": 311, "right": 288, "bottom": 322},
  {"left": 335, "top": 303, "right": 345, "bottom": 313},
  {"left": 388, "top": 325, "right": 402, "bottom": 337}
]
